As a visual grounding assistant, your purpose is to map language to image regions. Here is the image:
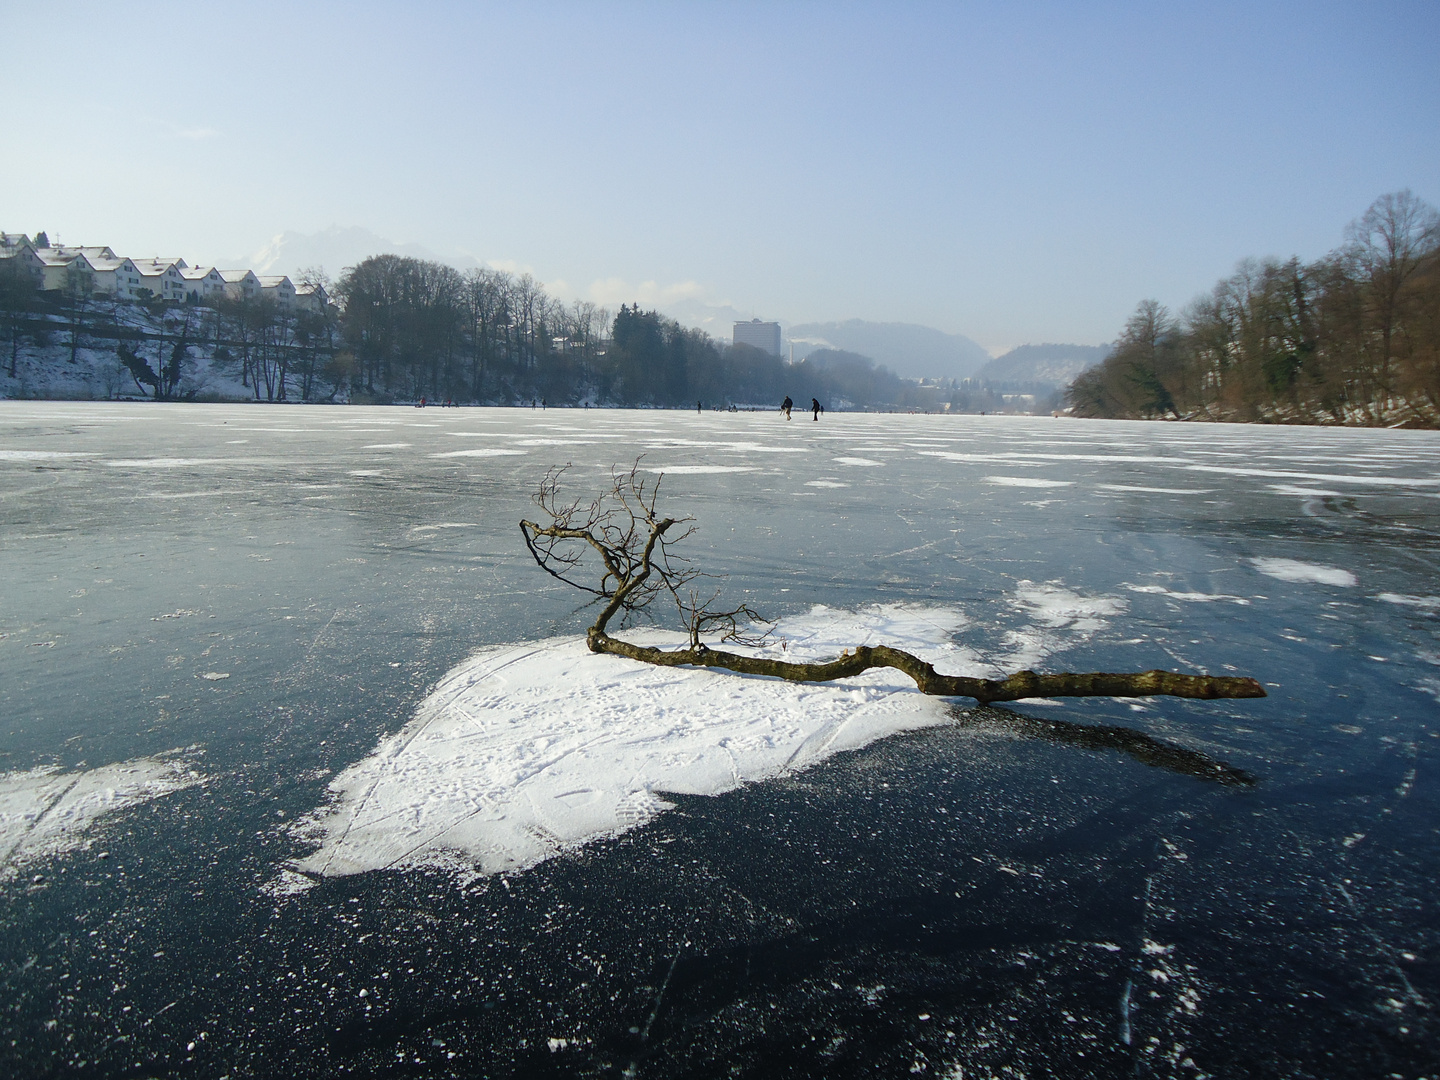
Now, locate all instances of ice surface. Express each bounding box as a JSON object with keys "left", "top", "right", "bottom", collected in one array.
[
  {"left": 0, "top": 753, "right": 202, "bottom": 879},
  {"left": 5, "top": 404, "right": 1440, "bottom": 1074}
]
